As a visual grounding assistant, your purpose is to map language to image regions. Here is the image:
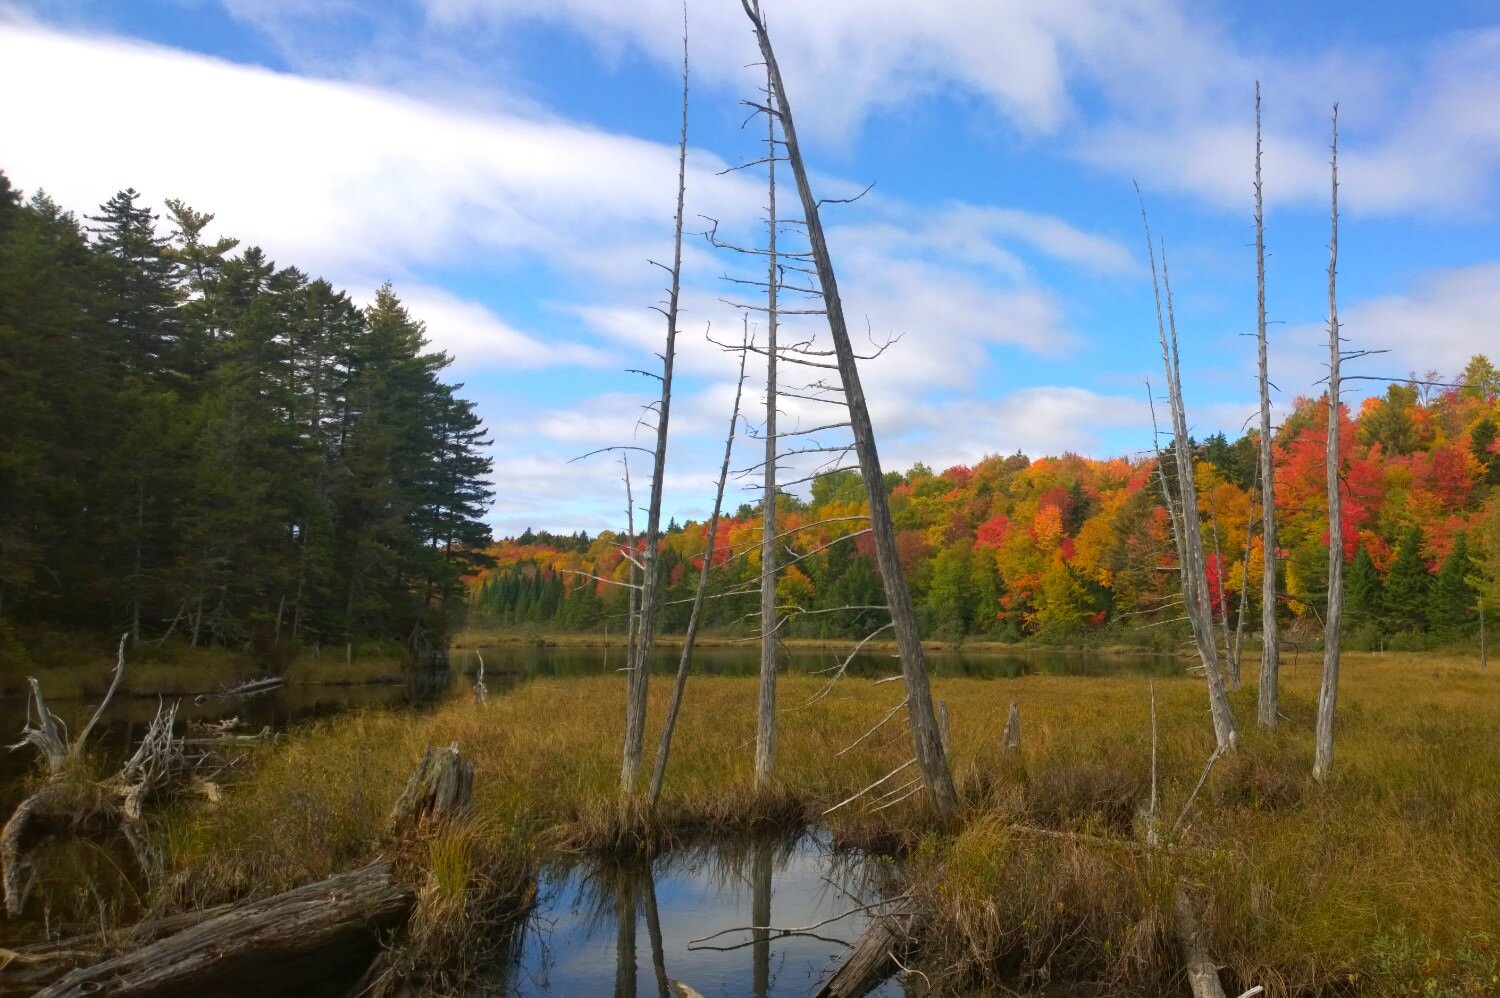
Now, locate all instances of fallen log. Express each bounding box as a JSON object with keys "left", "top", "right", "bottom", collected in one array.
[
  {"left": 36, "top": 860, "right": 412, "bottom": 998},
  {"left": 813, "top": 897, "right": 920, "bottom": 998},
  {"left": 29, "top": 743, "right": 478, "bottom": 997},
  {"left": 1175, "top": 887, "right": 1227, "bottom": 998}
]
